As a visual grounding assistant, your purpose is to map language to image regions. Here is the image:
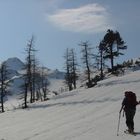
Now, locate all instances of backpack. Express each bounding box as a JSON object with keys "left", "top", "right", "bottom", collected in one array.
[{"left": 125, "top": 91, "right": 137, "bottom": 106}]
